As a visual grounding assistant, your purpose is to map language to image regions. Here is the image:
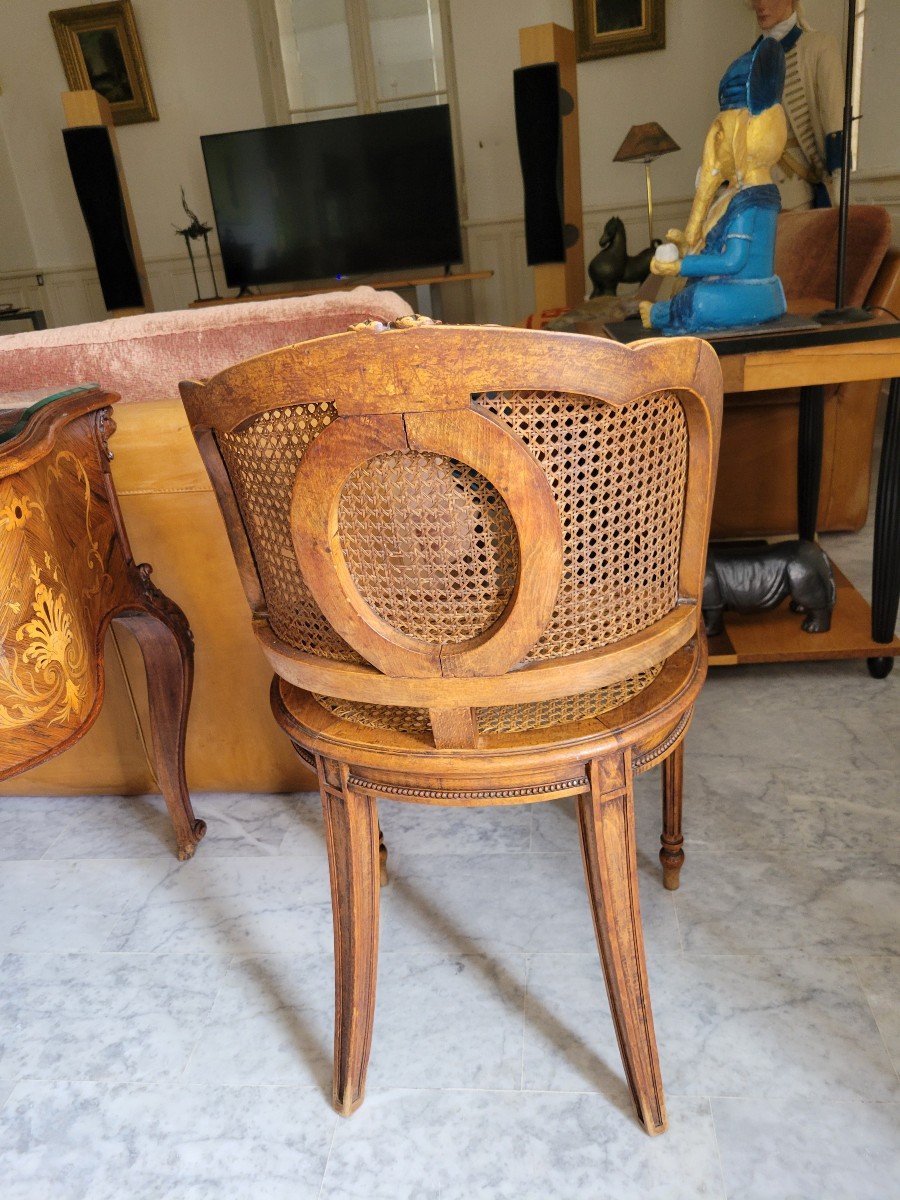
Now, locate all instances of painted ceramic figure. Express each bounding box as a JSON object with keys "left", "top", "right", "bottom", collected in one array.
[
  {"left": 640, "top": 38, "right": 788, "bottom": 337},
  {"left": 747, "top": 0, "right": 845, "bottom": 209}
]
